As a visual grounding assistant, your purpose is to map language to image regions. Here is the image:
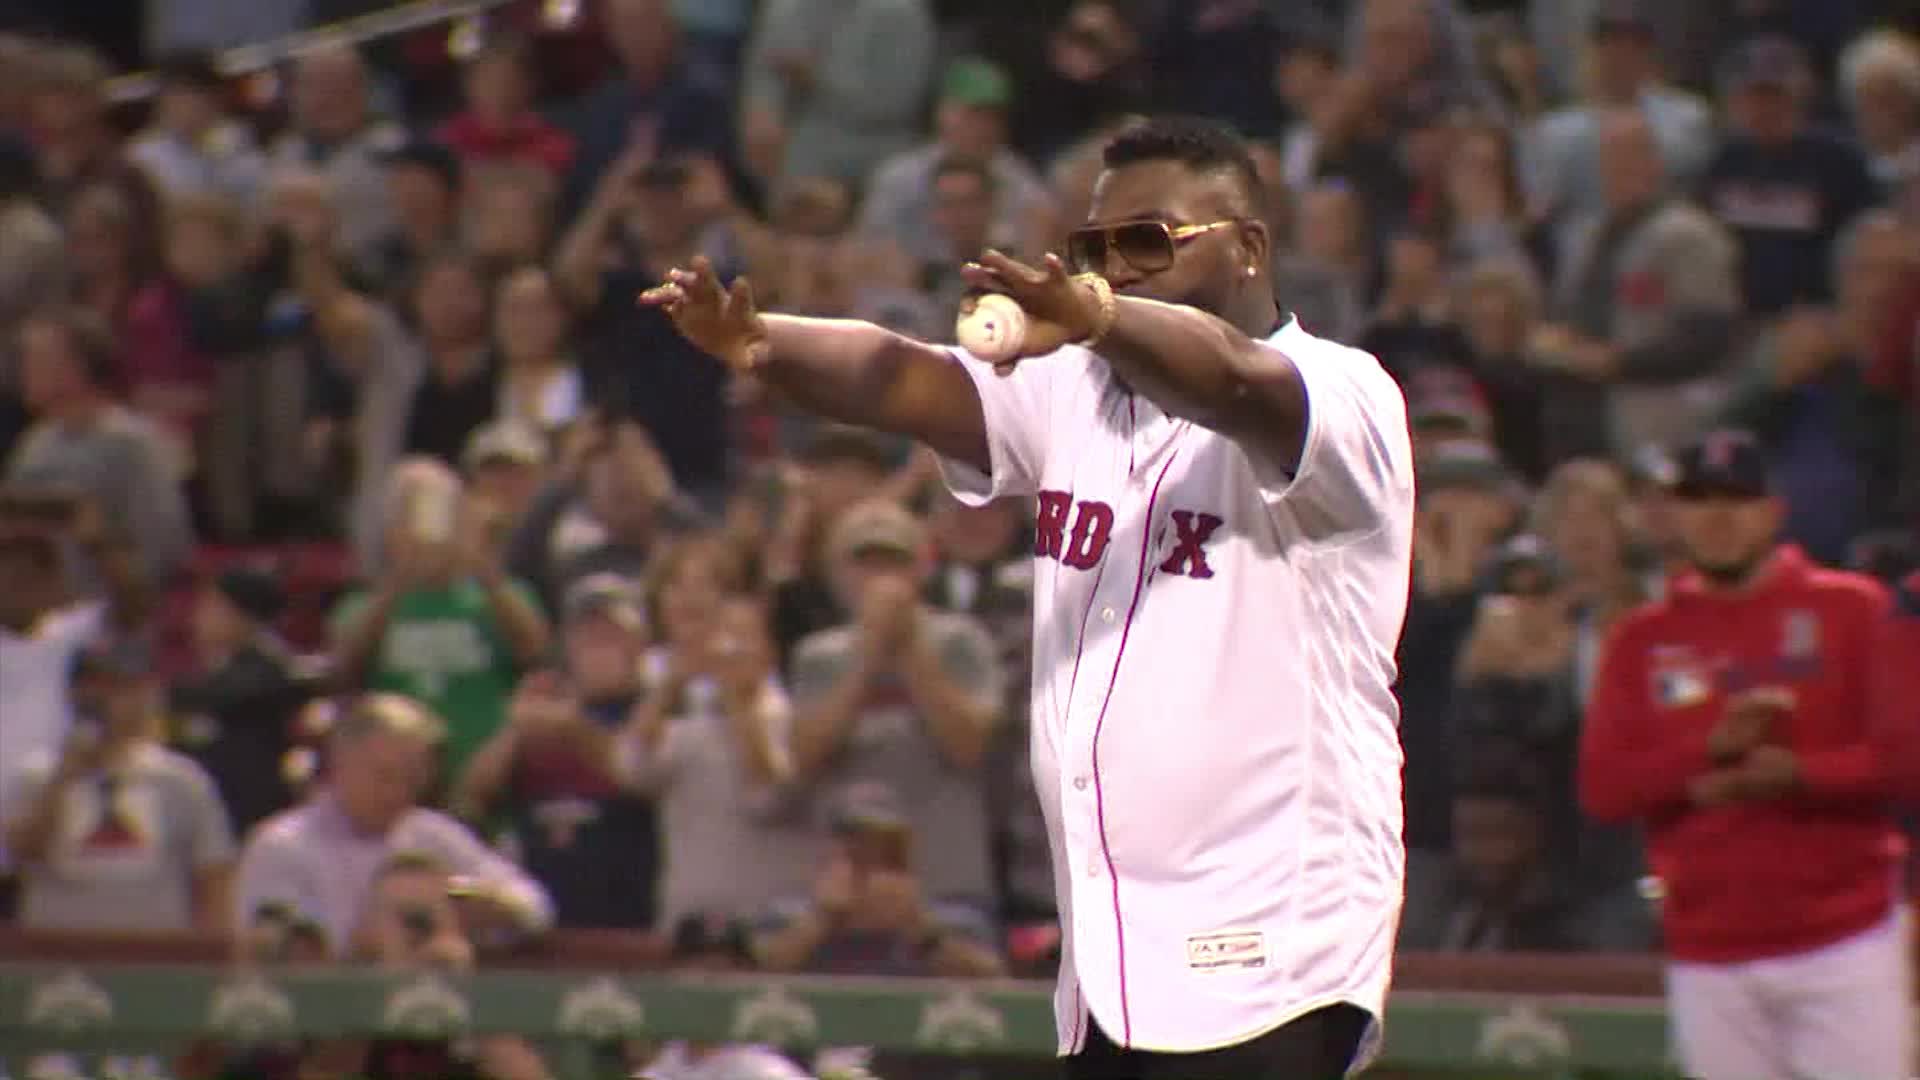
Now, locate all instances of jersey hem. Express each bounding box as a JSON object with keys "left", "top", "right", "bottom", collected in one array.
[{"left": 1053, "top": 993, "right": 1382, "bottom": 1069}]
